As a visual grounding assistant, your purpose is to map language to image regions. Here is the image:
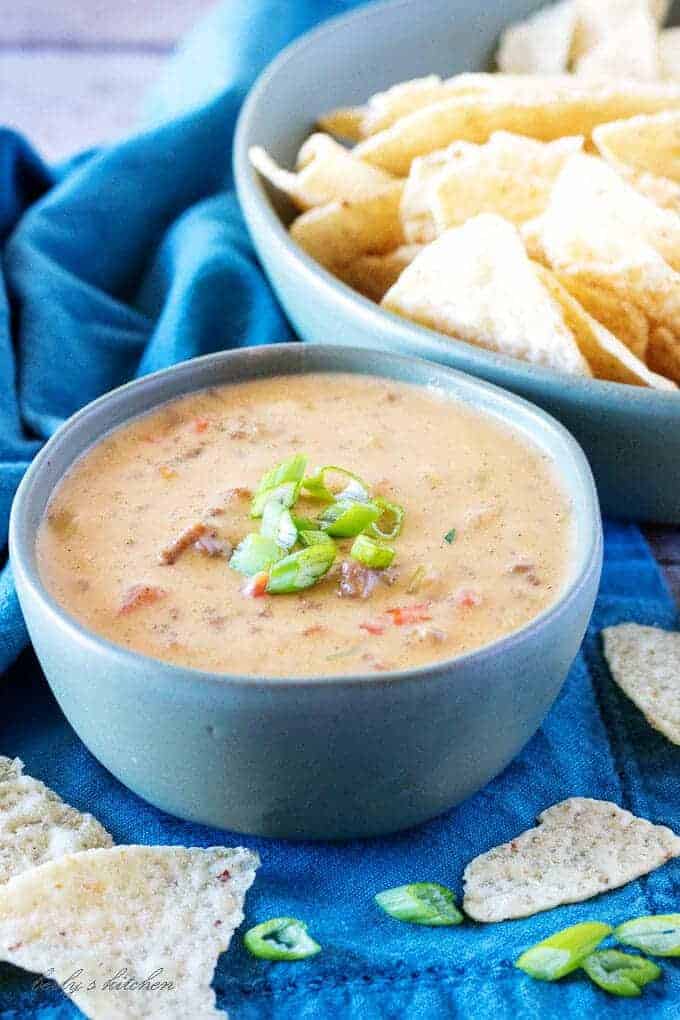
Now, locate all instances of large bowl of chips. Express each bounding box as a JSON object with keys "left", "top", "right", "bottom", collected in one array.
[{"left": 234, "top": 0, "right": 680, "bottom": 522}]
